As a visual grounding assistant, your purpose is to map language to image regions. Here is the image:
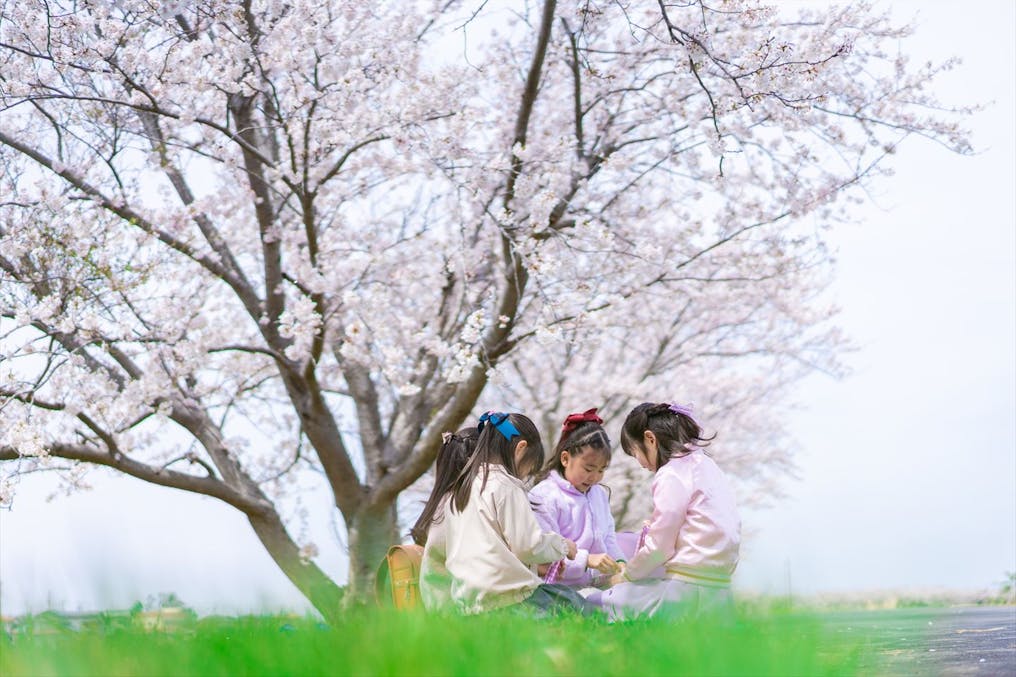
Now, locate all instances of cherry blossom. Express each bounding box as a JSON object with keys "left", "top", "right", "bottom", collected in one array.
[{"left": 0, "top": 0, "right": 971, "bottom": 615}]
